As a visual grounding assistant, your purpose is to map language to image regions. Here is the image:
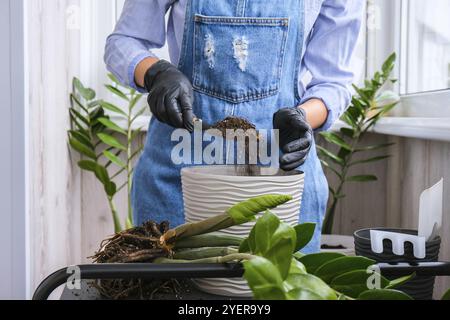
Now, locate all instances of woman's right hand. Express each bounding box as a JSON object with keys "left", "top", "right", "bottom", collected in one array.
[{"left": 144, "top": 60, "right": 195, "bottom": 132}]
